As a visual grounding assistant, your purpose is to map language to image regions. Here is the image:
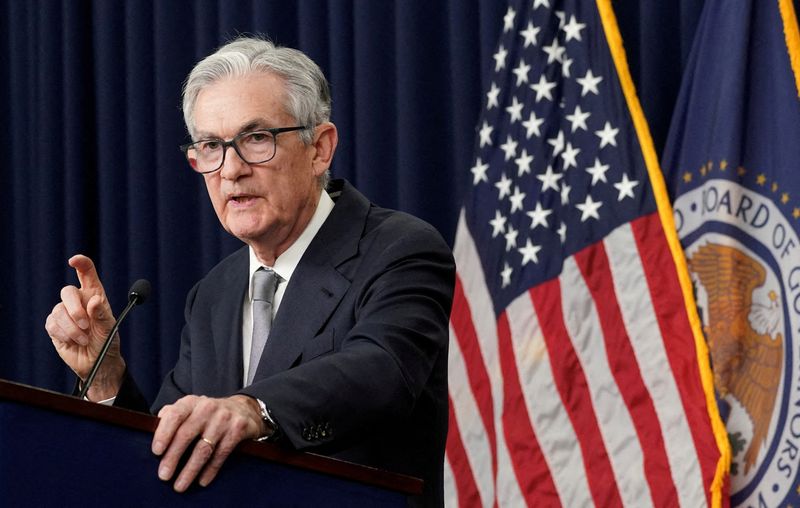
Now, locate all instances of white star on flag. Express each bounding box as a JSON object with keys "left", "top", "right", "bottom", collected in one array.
[
  {"left": 547, "top": 130, "right": 565, "bottom": 156},
  {"left": 486, "top": 82, "right": 501, "bottom": 109},
  {"left": 542, "top": 38, "right": 565, "bottom": 64},
  {"left": 561, "top": 57, "right": 573, "bottom": 77},
  {"left": 562, "top": 15, "right": 586, "bottom": 41},
  {"left": 504, "top": 224, "right": 518, "bottom": 250},
  {"left": 526, "top": 202, "right": 552, "bottom": 229},
  {"left": 479, "top": 121, "right": 494, "bottom": 147},
  {"left": 614, "top": 173, "right": 638, "bottom": 200},
  {"left": 520, "top": 21, "right": 541, "bottom": 47},
  {"left": 495, "top": 172, "right": 512, "bottom": 198},
  {"left": 517, "top": 238, "right": 542, "bottom": 265},
  {"left": 500, "top": 135, "right": 518, "bottom": 161},
  {"left": 493, "top": 45, "right": 508, "bottom": 71},
  {"left": 512, "top": 59, "right": 531, "bottom": 86},
  {"left": 503, "top": 7, "right": 516, "bottom": 33},
  {"left": 577, "top": 69, "right": 603, "bottom": 96},
  {"left": 488, "top": 210, "right": 506, "bottom": 237},
  {"left": 515, "top": 149, "right": 534, "bottom": 176},
  {"left": 531, "top": 74, "right": 557, "bottom": 102},
  {"left": 595, "top": 121, "right": 619, "bottom": 148},
  {"left": 499, "top": 262, "right": 513, "bottom": 287},
  {"left": 537, "top": 165, "right": 562, "bottom": 191},
  {"left": 471, "top": 157, "right": 489, "bottom": 184},
  {"left": 560, "top": 182, "right": 572, "bottom": 204},
  {"left": 561, "top": 142, "right": 580, "bottom": 169},
  {"left": 522, "top": 111, "right": 545, "bottom": 138},
  {"left": 576, "top": 194, "right": 602, "bottom": 221},
  {"left": 509, "top": 186, "right": 527, "bottom": 212},
  {"left": 586, "top": 157, "right": 610, "bottom": 184},
  {"left": 566, "top": 105, "right": 591, "bottom": 132},
  {"left": 505, "top": 96, "right": 524, "bottom": 122}
]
